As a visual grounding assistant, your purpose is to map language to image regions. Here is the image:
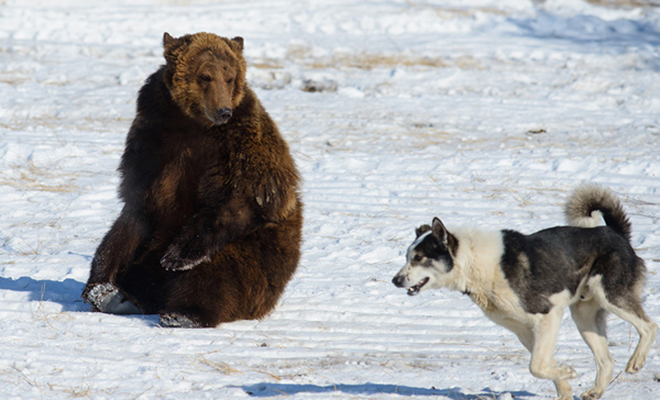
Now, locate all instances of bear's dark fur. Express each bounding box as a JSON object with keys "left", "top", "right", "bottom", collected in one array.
[{"left": 82, "top": 32, "right": 303, "bottom": 328}]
